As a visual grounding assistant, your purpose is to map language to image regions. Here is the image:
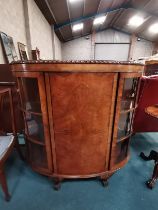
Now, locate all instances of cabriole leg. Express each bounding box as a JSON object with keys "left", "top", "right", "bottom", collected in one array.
[
  {"left": 53, "top": 178, "right": 63, "bottom": 191},
  {"left": 0, "top": 169, "right": 11, "bottom": 201},
  {"left": 146, "top": 161, "right": 158, "bottom": 189},
  {"left": 140, "top": 150, "right": 158, "bottom": 161},
  {"left": 100, "top": 172, "right": 114, "bottom": 187}
]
